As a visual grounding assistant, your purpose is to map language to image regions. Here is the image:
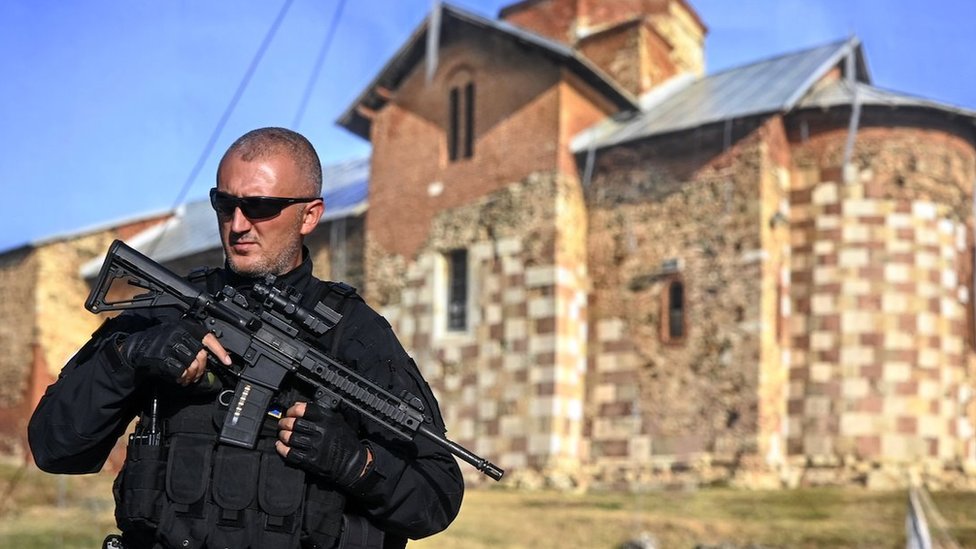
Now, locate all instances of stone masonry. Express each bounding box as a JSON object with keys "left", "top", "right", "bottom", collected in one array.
[
  {"left": 786, "top": 114, "right": 976, "bottom": 487},
  {"left": 584, "top": 118, "right": 773, "bottom": 488},
  {"left": 369, "top": 173, "right": 589, "bottom": 486}
]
